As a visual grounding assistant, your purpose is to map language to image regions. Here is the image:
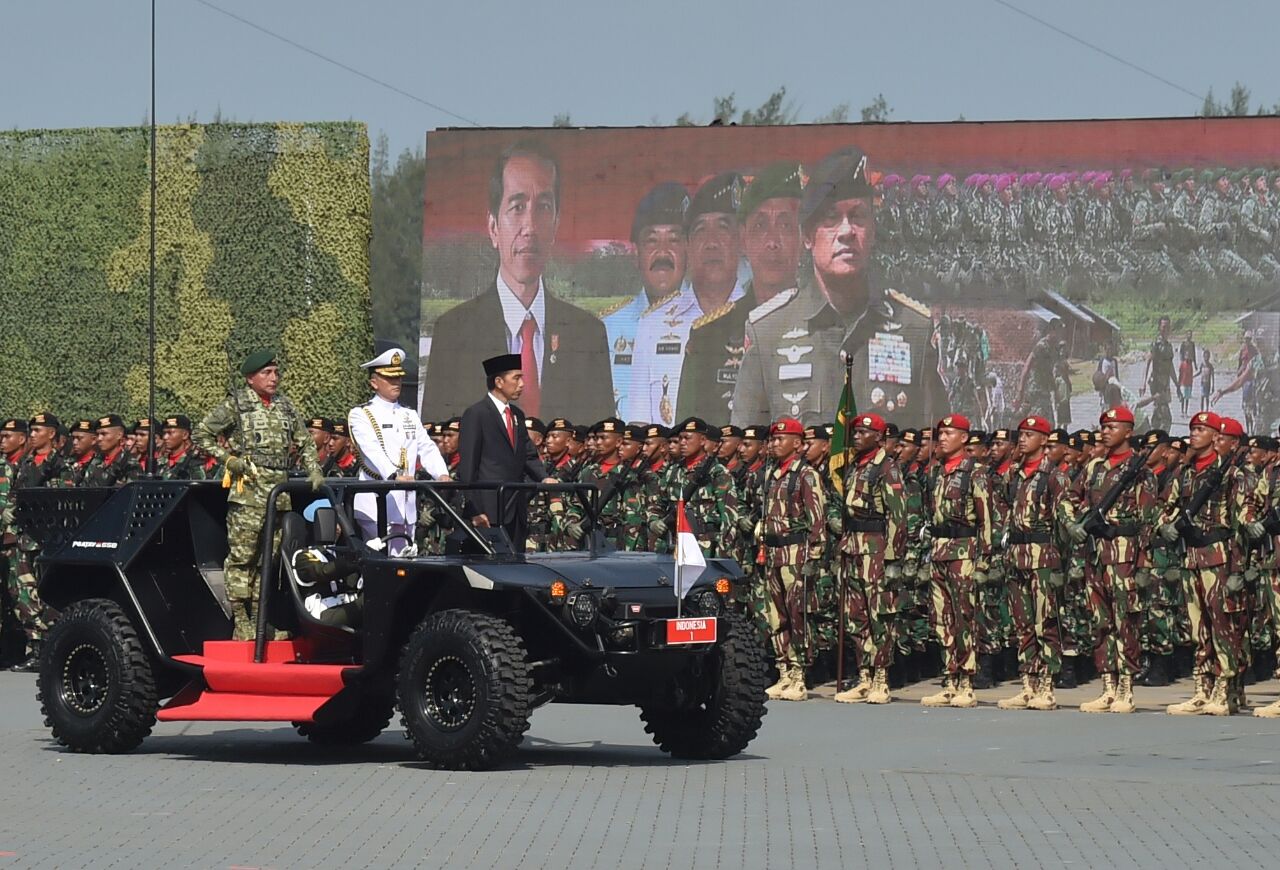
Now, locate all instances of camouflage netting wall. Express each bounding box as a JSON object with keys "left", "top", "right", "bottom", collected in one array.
[{"left": 0, "top": 122, "right": 372, "bottom": 422}]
